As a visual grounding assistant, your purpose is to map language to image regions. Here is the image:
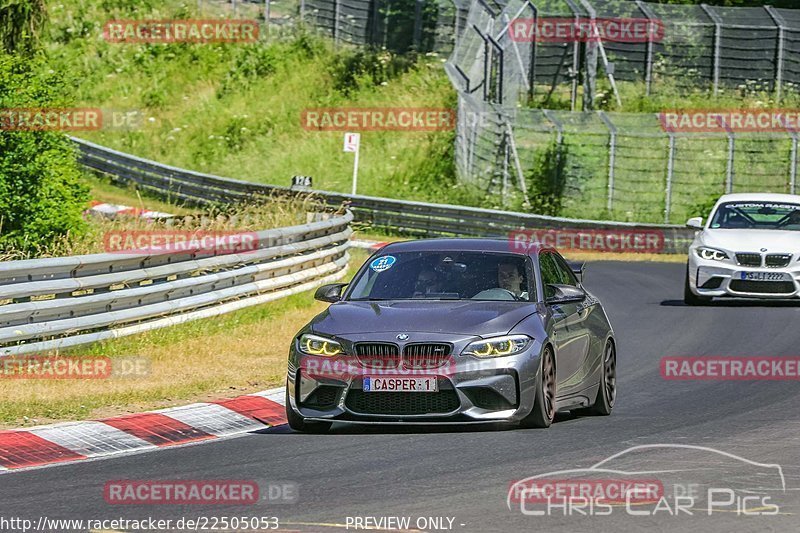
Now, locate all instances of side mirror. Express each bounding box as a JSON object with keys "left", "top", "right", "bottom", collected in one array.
[
  {"left": 570, "top": 262, "right": 586, "bottom": 284},
  {"left": 314, "top": 283, "right": 347, "bottom": 303},
  {"left": 546, "top": 284, "right": 586, "bottom": 304},
  {"left": 686, "top": 217, "right": 704, "bottom": 230}
]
